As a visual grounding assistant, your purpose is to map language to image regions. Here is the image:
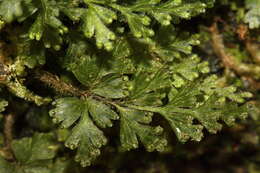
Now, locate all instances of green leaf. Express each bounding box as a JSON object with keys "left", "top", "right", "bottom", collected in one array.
[
  {"left": 128, "top": 92, "right": 164, "bottom": 107},
  {"left": 0, "top": 18, "right": 4, "bottom": 30},
  {"left": 0, "top": 133, "right": 60, "bottom": 173},
  {"left": 61, "top": 7, "right": 84, "bottom": 21},
  {"left": 0, "top": 156, "right": 14, "bottom": 173},
  {"left": 124, "top": 13, "right": 154, "bottom": 38},
  {"left": 220, "top": 103, "right": 248, "bottom": 126},
  {"left": 129, "top": 0, "right": 207, "bottom": 25},
  {"left": 18, "top": 41, "right": 45, "bottom": 68},
  {"left": 28, "top": 14, "right": 44, "bottom": 41},
  {"left": 21, "top": 165, "right": 51, "bottom": 173},
  {"left": 190, "top": 96, "right": 248, "bottom": 134},
  {"left": 0, "top": 157, "right": 67, "bottom": 173},
  {"left": 0, "top": 0, "right": 23, "bottom": 23},
  {"left": 16, "top": 0, "right": 37, "bottom": 22},
  {"left": 72, "top": 55, "right": 102, "bottom": 87},
  {"left": 161, "top": 110, "right": 204, "bottom": 142},
  {"left": 39, "top": 0, "right": 66, "bottom": 31},
  {"left": 82, "top": 4, "right": 116, "bottom": 50},
  {"left": 87, "top": 97, "right": 119, "bottom": 128},
  {"left": 58, "top": 1, "right": 84, "bottom": 21},
  {"left": 159, "top": 84, "right": 203, "bottom": 142},
  {"left": 170, "top": 55, "right": 209, "bottom": 88},
  {"left": 92, "top": 74, "right": 126, "bottom": 99},
  {"left": 1, "top": 139, "right": 70, "bottom": 173},
  {"left": 191, "top": 96, "right": 223, "bottom": 134},
  {"left": 111, "top": 0, "right": 208, "bottom": 38},
  {"left": 49, "top": 97, "right": 108, "bottom": 167},
  {"left": 50, "top": 158, "right": 75, "bottom": 173},
  {"left": 156, "top": 83, "right": 249, "bottom": 142},
  {"left": 128, "top": 68, "right": 170, "bottom": 101},
  {"left": 199, "top": 75, "right": 253, "bottom": 103},
  {"left": 72, "top": 55, "right": 130, "bottom": 98},
  {"left": 111, "top": 37, "right": 132, "bottom": 59},
  {"left": 0, "top": 100, "right": 8, "bottom": 112},
  {"left": 11, "top": 133, "right": 57, "bottom": 164},
  {"left": 129, "top": 80, "right": 250, "bottom": 143},
  {"left": 153, "top": 25, "right": 201, "bottom": 61},
  {"left": 117, "top": 106, "right": 167, "bottom": 152},
  {"left": 66, "top": 111, "right": 107, "bottom": 167},
  {"left": 111, "top": 4, "right": 154, "bottom": 38},
  {"left": 28, "top": 0, "right": 67, "bottom": 49},
  {"left": 62, "top": 35, "right": 93, "bottom": 69}
]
